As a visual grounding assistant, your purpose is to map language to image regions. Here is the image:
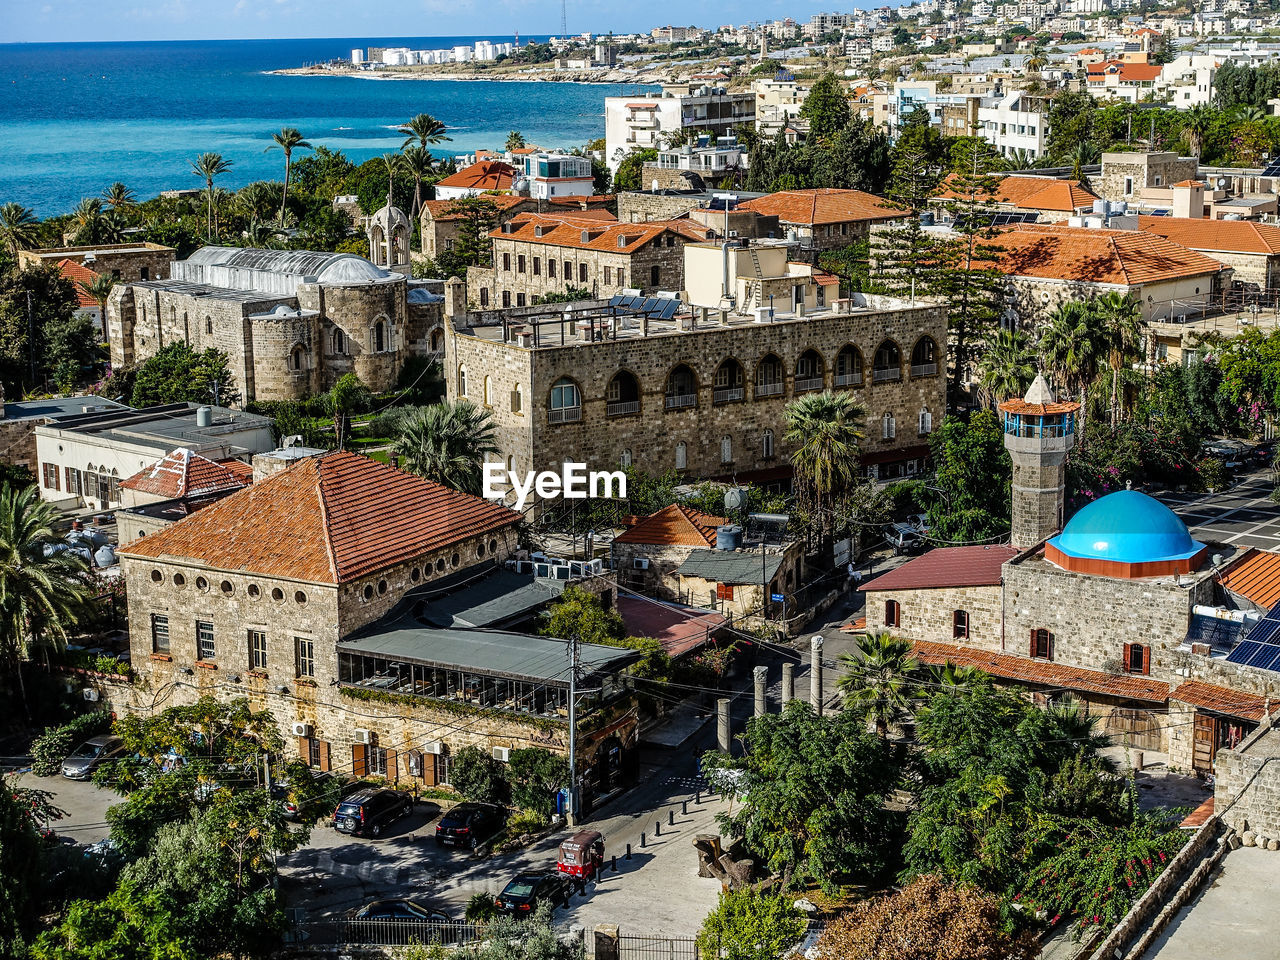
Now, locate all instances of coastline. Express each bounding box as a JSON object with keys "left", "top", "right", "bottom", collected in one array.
[{"left": 266, "top": 66, "right": 675, "bottom": 86}]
